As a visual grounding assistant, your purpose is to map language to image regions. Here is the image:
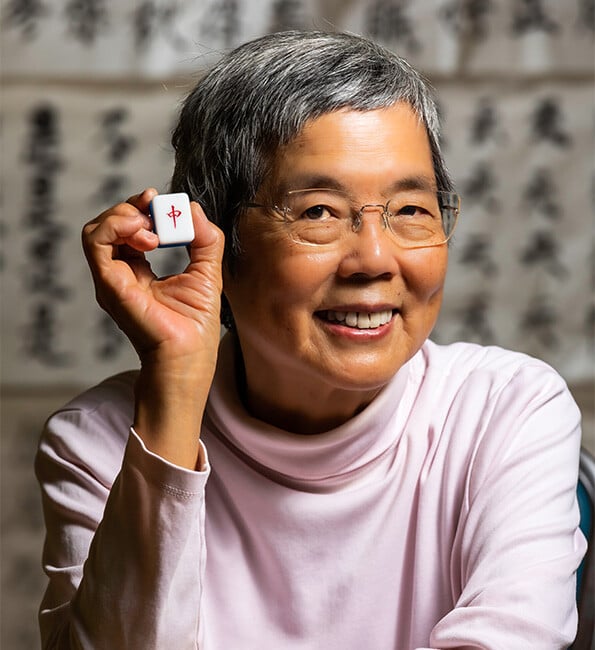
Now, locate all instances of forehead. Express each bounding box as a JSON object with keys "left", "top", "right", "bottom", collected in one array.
[{"left": 267, "top": 104, "right": 435, "bottom": 195}]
